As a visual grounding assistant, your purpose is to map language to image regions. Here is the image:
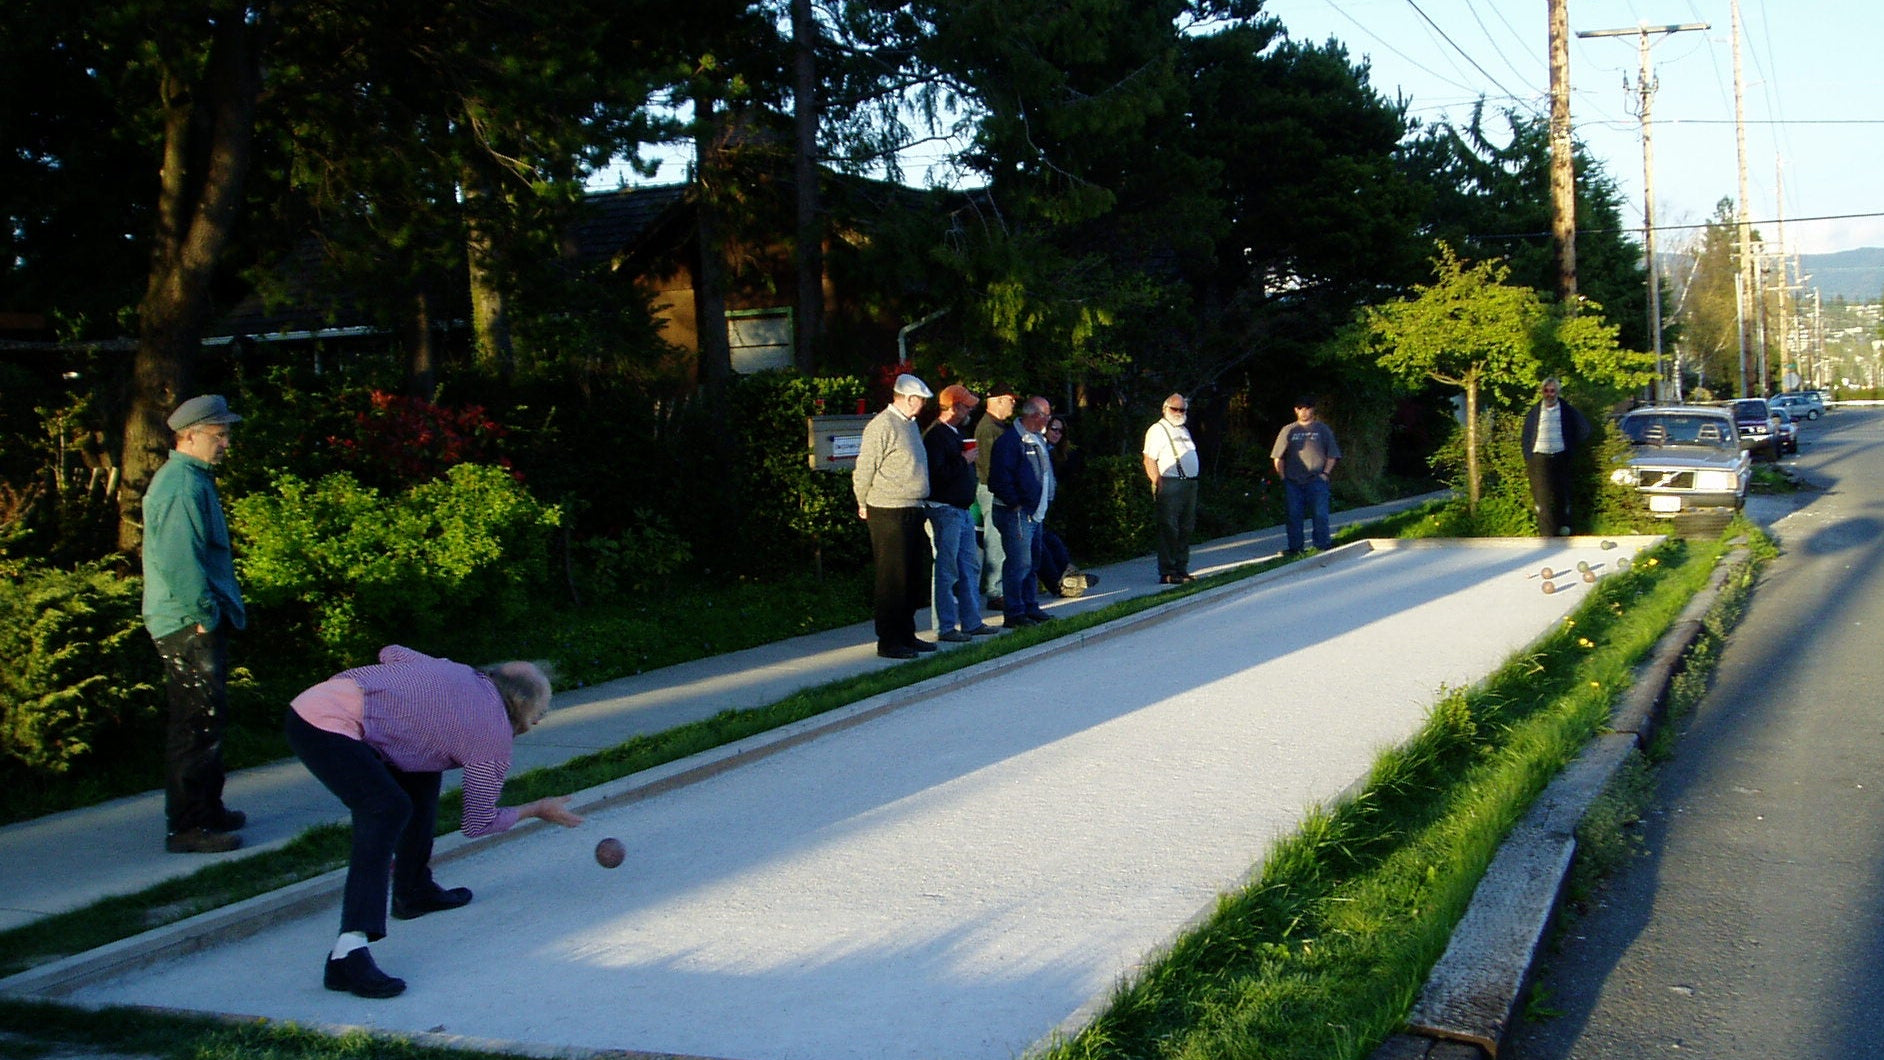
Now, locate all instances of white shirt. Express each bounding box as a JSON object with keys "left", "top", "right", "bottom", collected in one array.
[{"left": 1143, "top": 419, "right": 1200, "bottom": 478}]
